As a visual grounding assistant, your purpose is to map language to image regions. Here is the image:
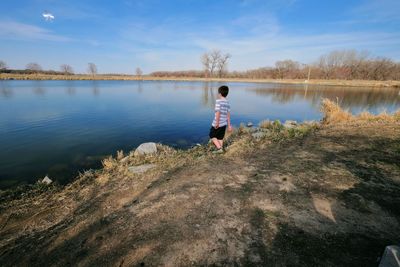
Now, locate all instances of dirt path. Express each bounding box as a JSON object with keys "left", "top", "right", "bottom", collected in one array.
[{"left": 0, "top": 122, "right": 399, "bottom": 266}]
